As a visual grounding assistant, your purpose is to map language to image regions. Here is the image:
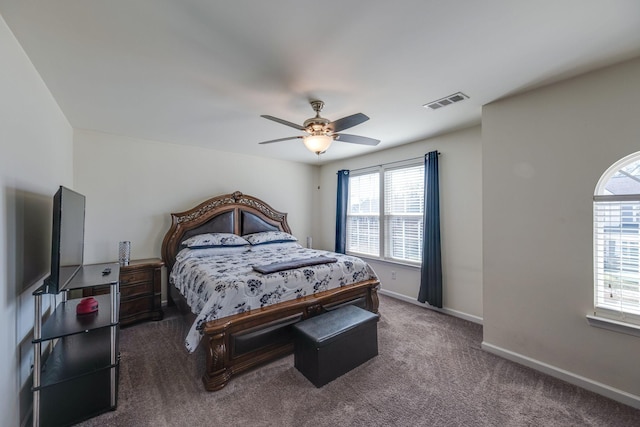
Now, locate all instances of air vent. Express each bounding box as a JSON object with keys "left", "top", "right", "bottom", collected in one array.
[{"left": 423, "top": 92, "right": 469, "bottom": 110}]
